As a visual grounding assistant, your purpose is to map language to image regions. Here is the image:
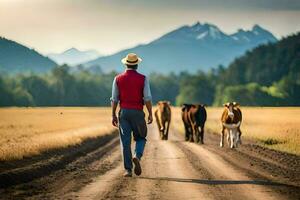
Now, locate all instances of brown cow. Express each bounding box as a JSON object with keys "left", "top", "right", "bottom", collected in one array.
[
  {"left": 220, "top": 102, "right": 242, "bottom": 148},
  {"left": 154, "top": 101, "right": 171, "bottom": 140},
  {"left": 182, "top": 104, "right": 207, "bottom": 143}
]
